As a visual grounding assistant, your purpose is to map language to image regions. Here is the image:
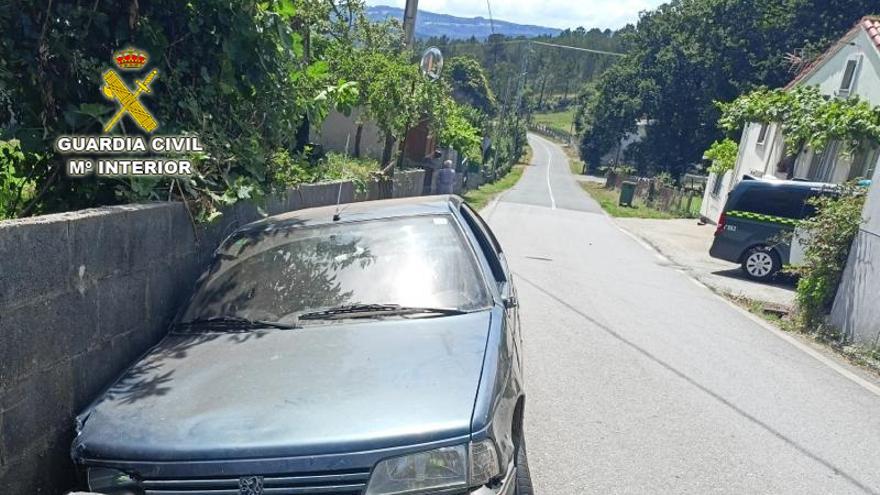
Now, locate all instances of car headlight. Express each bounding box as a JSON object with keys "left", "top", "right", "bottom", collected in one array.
[
  {"left": 87, "top": 467, "right": 143, "bottom": 495},
  {"left": 469, "top": 439, "right": 501, "bottom": 486},
  {"left": 365, "top": 440, "right": 503, "bottom": 495},
  {"left": 365, "top": 445, "right": 468, "bottom": 494}
]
